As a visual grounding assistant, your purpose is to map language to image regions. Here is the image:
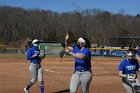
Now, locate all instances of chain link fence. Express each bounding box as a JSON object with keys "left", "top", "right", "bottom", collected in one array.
[
  {"left": 0, "top": 48, "right": 62, "bottom": 55},
  {"left": 0, "top": 47, "right": 130, "bottom": 58}
]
